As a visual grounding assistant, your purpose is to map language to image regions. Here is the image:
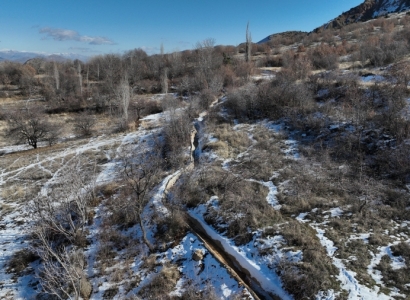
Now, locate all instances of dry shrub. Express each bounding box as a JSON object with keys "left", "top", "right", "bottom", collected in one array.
[
  {"left": 1, "top": 186, "right": 25, "bottom": 202},
  {"left": 229, "top": 131, "right": 287, "bottom": 181},
  {"left": 257, "top": 77, "right": 314, "bottom": 120},
  {"left": 203, "top": 123, "right": 251, "bottom": 158},
  {"left": 138, "top": 264, "right": 180, "bottom": 299},
  {"left": 213, "top": 123, "right": 251, "bottom": 150},
  {"left": 18, "top": 166, "right": 52, "bottom": 181},
  {"left": 278, "top": 162, "right": 348, "bottom": 216},
  {"left": 252, "top": 126, "right": 276, "bottom": 143},
  {"left": 124, "top": 276, "right": 141, "bottom": 294},
  {"left": 220, "top": 65, "right": 236, "bottom": 88},
  {"left": 279, "top": 220, "right": 339, "bottom": 298},
  {"left": 105, "top": 192, "right": 137, "bottom": 228},
  {"left": 162, "top": 110, "right": 192, "bottom": 169},
  {"left": 232, "top": 60, "right": 253, "bottom": 83},
  {"left": 73, "top": 112, "right": 96, "bottom": 137},
  {"left": 80, "top": 277, "right": 92, "bottom": 299},
  {"left": 203, "top": 140, "right": 229, "bottom": 158},
  {"left": 6, "top": 248, "right": 38, "bottom": 276},
  {"left": 96, "top": 227, "right": 131, "bottom": 271},
  {"left": 0, "top": 203, "right": 13, "bottom": 217},
  {"left": 376, "top": 143, "right": 410, "bottom": 183},
  {"left": 282, "top": 51, "right": 312, "bottom": 80},
  {"left": 98, "top": 227, "right": 129, "bottom": 251},
  {"left": 179, "top": 284, "right": 225, "bottom": 300},
  {"left": 198, "top": 89, "right": 215, "bottom": 110},
  {"left": 375, "top": 255, "right": 410, "bottom": 295},
  {"left": 203, "top": 171, "right": 280, "bottom": 244},
  {"left": 336, "top": 238, "right": 374, "bottom": 286},
  {"left": 308, "top": 43, "right": 339, "bottom": 70},
  {"left": 391, "top": 243, "right": 410, "bottom": 262},
  {"left": 99, "top": 182, "right": 120, "bottom": 198},
  {"left": 110, "top": 267, "right": 125, "bottom": 283},
  {"left": 141, "top": 254, "right": 159, "bottom": 271},
  {"left": 103, "top": 287, "right": 119, "bottom": 299},
  {"left": 169, "top": 167, "right": 217, "bottom": 209},
  {"left": 368, "top": 232, "right": 390, "bottom": 246},
  {"left": 156, "top": 209, "right": 188, "bottom": 244}
]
